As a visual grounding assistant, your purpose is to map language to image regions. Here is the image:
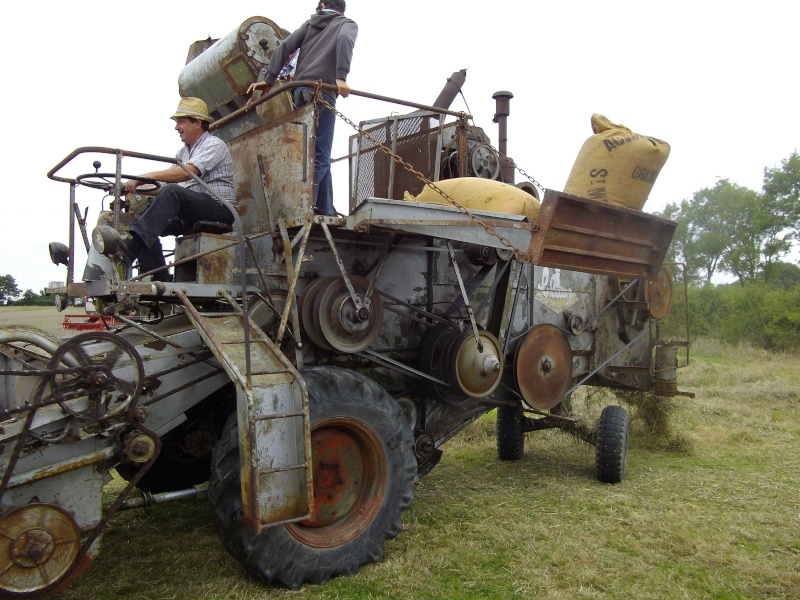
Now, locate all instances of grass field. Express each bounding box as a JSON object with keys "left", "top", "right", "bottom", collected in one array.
[
  {"left": 0, "top": 305, "right": 85, "bottom": 339},
  {"left": 2, "top": 308, "right": 798, "bottom": 599}
]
